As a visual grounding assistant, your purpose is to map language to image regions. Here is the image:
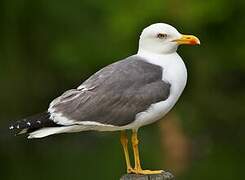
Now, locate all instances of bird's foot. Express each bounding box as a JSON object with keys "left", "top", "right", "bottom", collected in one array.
[
  {"left": 127, "top": 167, "right": 134, "bottom": 174},
  {"left": 129, "top": 168, "right": 164, "bottom": 175}
]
